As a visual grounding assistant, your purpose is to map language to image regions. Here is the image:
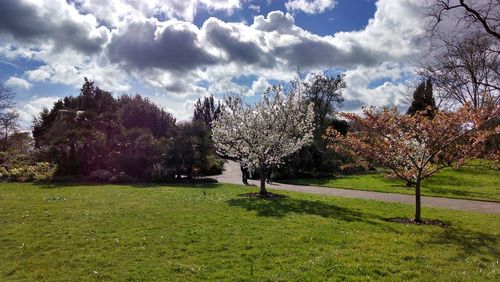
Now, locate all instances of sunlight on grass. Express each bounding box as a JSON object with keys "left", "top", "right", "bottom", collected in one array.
[
  {"left": 285, "top": 162, "right": 500, "bottom": 202},
  {"left": 0, "top": 183, "right": 499, "bottom": 281}
]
